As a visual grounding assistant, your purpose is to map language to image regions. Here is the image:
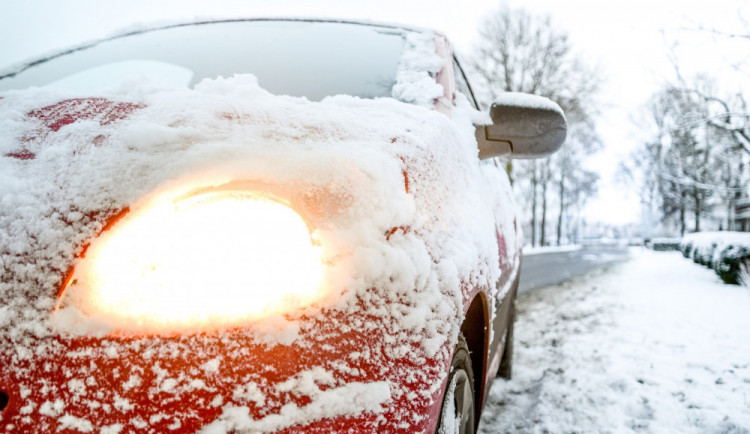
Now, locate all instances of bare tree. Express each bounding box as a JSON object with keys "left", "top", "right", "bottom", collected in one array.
[
  {"left": 617, "top": 1, "right": 750, "bottom": 235},
  {"left": 673, "top": 4, "right": 750, "bottom": 155},
  {"left": 538, "top": 161, "right": 552, "bottom": 246},
  {"left": 469, "top": 6, "right": 600, "bottom": 122},
  {"left": 621, "top": 82, "right": 749, "bottom": 234},
  {"left": 468, "top": 5, "right": 601, "bottom": 245}
]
